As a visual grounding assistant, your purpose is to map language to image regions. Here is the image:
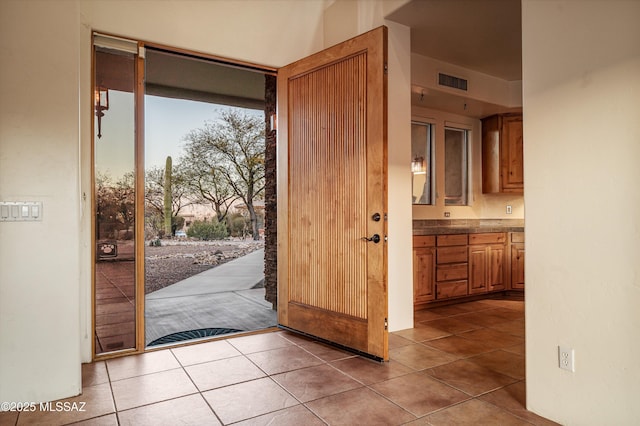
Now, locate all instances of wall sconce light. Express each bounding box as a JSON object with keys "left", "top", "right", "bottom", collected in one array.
[
  {"left": 95, "top": 87, "right": 109, "bottom": 139},
  {"left": 411, "top": 156, "right": 426, "bottom": 174}
]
